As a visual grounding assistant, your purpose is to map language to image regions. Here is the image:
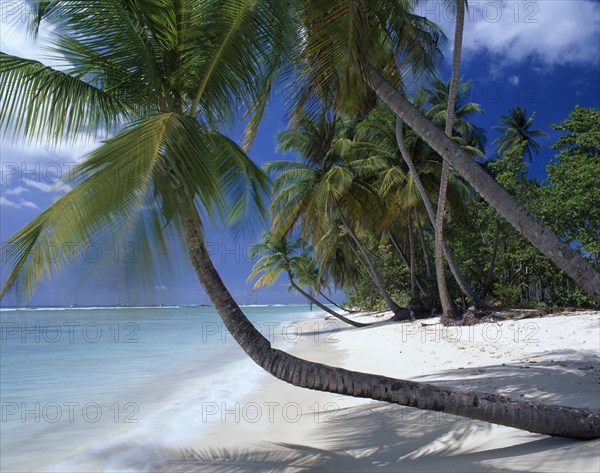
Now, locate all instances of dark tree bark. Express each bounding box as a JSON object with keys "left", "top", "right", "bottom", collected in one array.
[
  {"left": 486, "top": 222, "right": 501, "bottom": 293},
  {"left": 180, "top": 204, "right": 600, "bottom": 440},
  {"left": 318, "top": 289, "right": 358, "bottom": 313},
  {"left": 388, "top": 231, "right": 429, "bottom": 298},
  {"left": 415, "top": 211, "right": 432, "bottom": 279},
  {"left": 372, "top": 70, "right": 600, "bottom": 305},
  {"left": 395, "top": 116, "right": 486, "bottom": 308},
  {"left": 408, "top": 216, "right": 417, "bottom": 304}
]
